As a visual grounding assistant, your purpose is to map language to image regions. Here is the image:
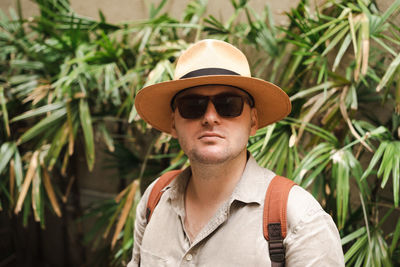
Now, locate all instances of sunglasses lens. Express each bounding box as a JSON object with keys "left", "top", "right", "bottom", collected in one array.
[
  {"left": 213, "top": 94, "right": 244, "bottom": 117},
  {"left": 175, "top": 93, "right": 245, "bottom": 119},
  {"left": 176, "top": 95, "right": 208, "bottom": 119}
]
